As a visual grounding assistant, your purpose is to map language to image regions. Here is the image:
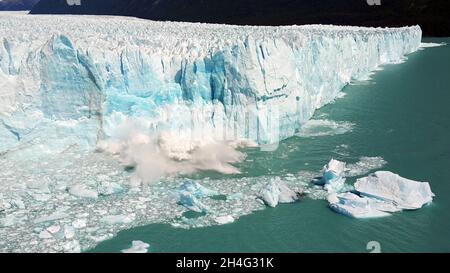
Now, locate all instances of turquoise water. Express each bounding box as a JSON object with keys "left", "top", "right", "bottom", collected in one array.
[{"left": 91, "top": 38, "right": 450, "bottom": 253}]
